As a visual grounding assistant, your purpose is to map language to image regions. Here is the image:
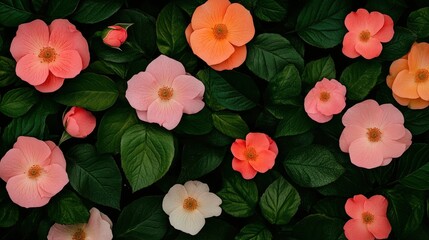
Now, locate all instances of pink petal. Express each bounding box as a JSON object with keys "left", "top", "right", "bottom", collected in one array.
[
  {"left": 398, "top": 128, "right": 412, "bottom": 149},
  {"left": 210, "top": 45, "right": 247, "bottom": 71},
  {"left": 85, "top": 208, "right": 113, "bottom": 239},
  {"left": 44, "top": 141, "right": 66, "bottom": 169},
  {"left": 246, "top": 133, "right": 270, "bottom": 152},
  {"left": 0, "top": 149, "right": 27, "bottom": 181},
  {"left": 196, "top": 192, "right": 222, "bottom": 218},
  {"left": 366, "top": 11, "right": 385, "bottom": 34},
  {"left": 344, "top": 9, "right": 369, "bottom": 32},
  {"left": 64, "top": 107, "right": 96, "bottom": 138},
  {"left": 339, "top": 125, "right": 366, "bottom": 153},
  {"left": 34, "top": 73, "right": 64, "bottom": 93},
  {"left": 146, "top": 55, "right": 186, "bottom": 86},
  {"left": 37, "top": 164, "right": 69, "bottom": 198},
  {"left": 248, "top": 149, "right": 276, "bottom": 173},
  {"left": 391, "top": 70, "right": 419, "bottom": 99},
  {"left": 125, "top": 72, "right": 158, "bottom": 111},
  {"left": 304, "top": 90, "right": 319, "bottom": 114},
  {"left": 47, "top": 224, "right": 76, "bottom": 239},
  {"left": 379, "top": 104, "right": 404, "bottom": 125},
  {"left": 417, "top": 79, "right": 429, "bottom": 101},
  {"left": 367, "top": 216, "right": 392, "bottom": 239},
  {"left": 171, "top": 75, "right": 205, "bottom": 114},
  {"left": 349, "top": 138, "right": 384, "bottom": 169},
  {"left": 146, "top": 99, "right": 184, "bottom": 130},
  {"left": 169, "top": 207, "right": 205, "bottom": 235},
  {"left": 6, "top": 174, "right": 49, "bottom": 208},
  {"left": 184, "top": 180, "right": 210, "bottom": 198},
  {"left": 317, "top": 93, "right": 346, "bottom": 115},
  {"left": 373, "top": 15, "right": 394, "bottom": 42},
  {"left": 16, "top": 54, "right": 49, "bottom": 86},
  {"left": 342, "top": 100, "right": 382, "bottom": 128},
  {"left": 136, "top": 110, "right": 148, "bottom": 121},
  {"left": 10, "top": 19, "right": 49, "bottom": 61},
  {"left": 355, "top": 38, "right": 383, "bottom": 60},
  {"left": 307, "top": 112, "right": 333, "bottom": 123},
  {"left": 48, "top": 50, "right": 83, "bottom": 79},
  {"left": 345, "top": 194, "right": 367, "bottom": 219},
  {"left": 382, "top": 124, "right": 405, "bottom": 140},
  {"left": 162, "top": 184, "right": 188, "bottom": 214},
  {"left": 64, "top": 118, "right": 80, "bottom": 137},
  {"left": 381, "top": 158, "right": 393, "bottom": 166},
  {"left": 222, "top": 3, "right": 255, "bottom": 47},
  {"left": 343, "top": 219, "right": 374, "bottom": 240},
  {"left": 364, "top": 195, "right": 388, "bottom": 217},
  {"left": 230, "top": 139, "right": 247, "bottom": 160},
  {"left": 342, "top": 32, "right": 360, "bottom": 58},
  {"left": 232, "top": 158, "right": 257, "bottom": 180},
  {"left": 14, "top": 136, "right": 51, "bottom": 166},
  {"left": 380, "top": 139, "right": 406, "bottom": 159}
]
